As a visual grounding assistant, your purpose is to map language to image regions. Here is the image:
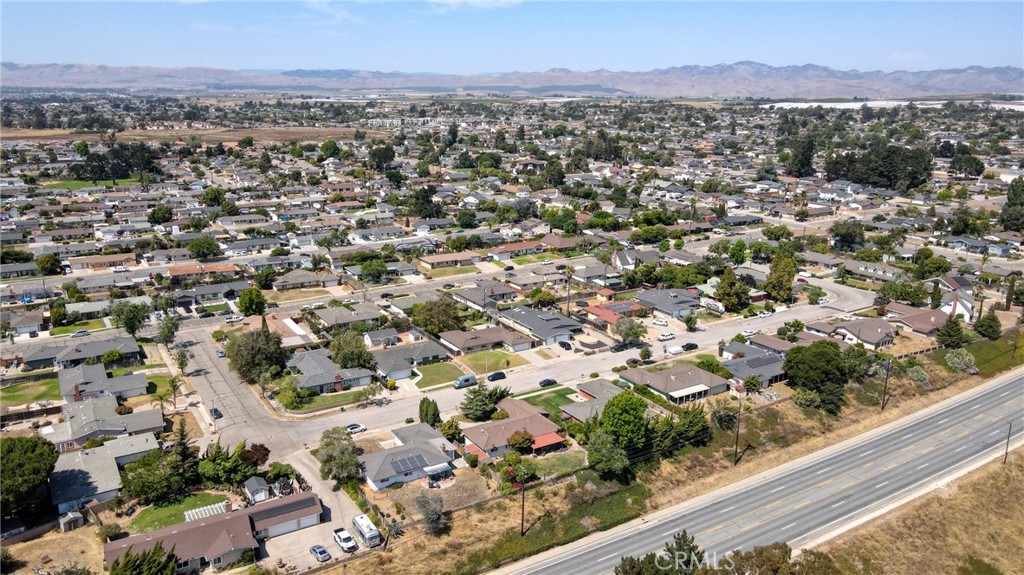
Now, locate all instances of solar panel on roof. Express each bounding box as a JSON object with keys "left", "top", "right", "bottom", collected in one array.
[{"left": 389, "top": 453, "right": 428, "bottom": 474}]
